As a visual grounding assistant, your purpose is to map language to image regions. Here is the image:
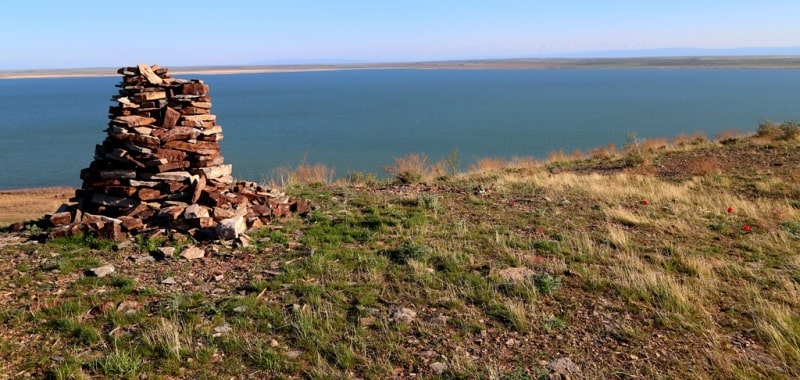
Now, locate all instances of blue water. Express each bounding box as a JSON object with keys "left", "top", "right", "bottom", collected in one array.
[{"left": 1, "top": 69, "right": 799, "bottom": 189}]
